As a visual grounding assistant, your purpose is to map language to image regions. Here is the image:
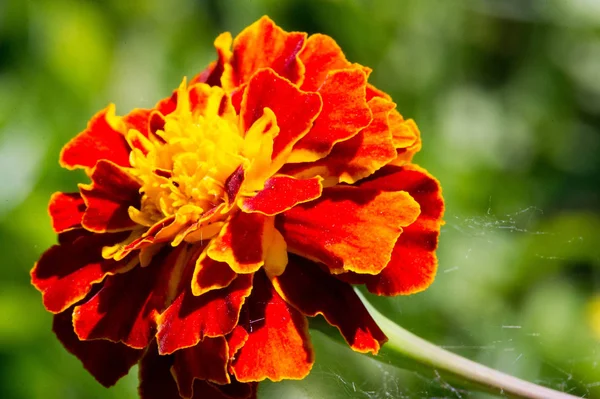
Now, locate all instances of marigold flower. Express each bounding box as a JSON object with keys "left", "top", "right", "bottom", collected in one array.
[{"left": 31, "top": 16, "right": 444, "bottom": 399}]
